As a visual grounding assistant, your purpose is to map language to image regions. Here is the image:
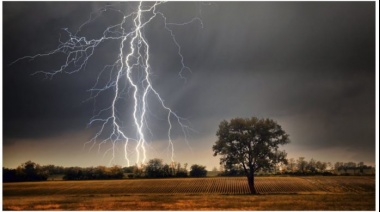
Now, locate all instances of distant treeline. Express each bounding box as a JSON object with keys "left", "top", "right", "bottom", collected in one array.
[
  {"left": 3, "top": 159, "right": 207, "bottom": 182},
  {"left": 3, "top": 161, "right": 49, "bottom": 182},
  {"left": 219, "top": 157, "right": 374, "bottom": 176},
  {"left": 4, "top": 158, "right": 373, "bottom": 182}
]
